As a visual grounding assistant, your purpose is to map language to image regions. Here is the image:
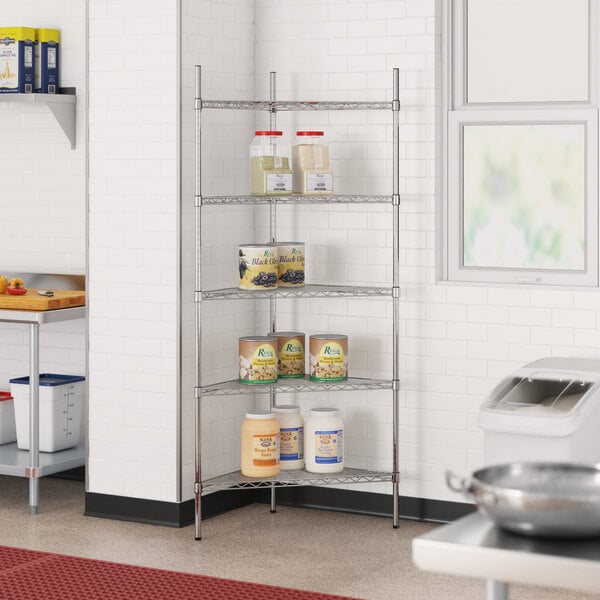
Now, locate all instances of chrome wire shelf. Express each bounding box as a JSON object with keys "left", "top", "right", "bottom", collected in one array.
[
  {"left": 197, "top": 284, "right": 392, "bottom": 301},
  {"left": 199, "top": 100, "right": 391, "bottom": 111},
  {"left": 201, "top": 467, "right": 393, "bottom": 493},
  {"left": 196, "top": 194, "right": 391, "bottom": 206},
  {"left": 196, "top": 376, "right": 393, "bottom": 397}
]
